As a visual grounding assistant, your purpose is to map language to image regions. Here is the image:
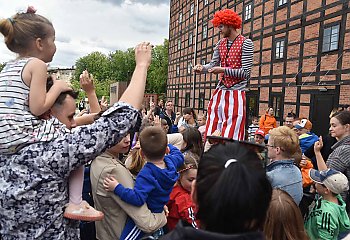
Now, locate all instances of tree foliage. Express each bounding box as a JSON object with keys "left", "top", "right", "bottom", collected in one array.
[
  {"left": 0, "top": 62, "right": 5, "bottom": 72},
  {"left": 72, "top": 39, "right": 168, "bottom": 100}
]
